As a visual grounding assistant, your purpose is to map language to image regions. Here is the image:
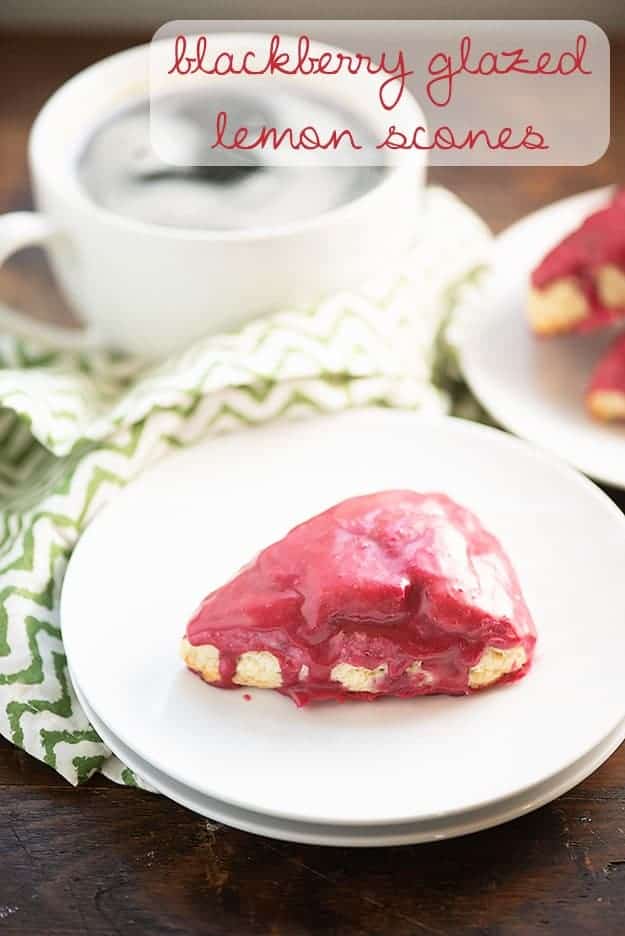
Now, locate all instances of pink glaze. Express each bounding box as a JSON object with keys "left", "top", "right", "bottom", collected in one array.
[
  {"left": 531, "top": 190, "right": 625, "bottom": 332},
  {"left": 185, "top": 491, "right": 536, "bottom": 706},
  {"left": 588, "top": 332, "right": 625, "bottom": 397}
]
